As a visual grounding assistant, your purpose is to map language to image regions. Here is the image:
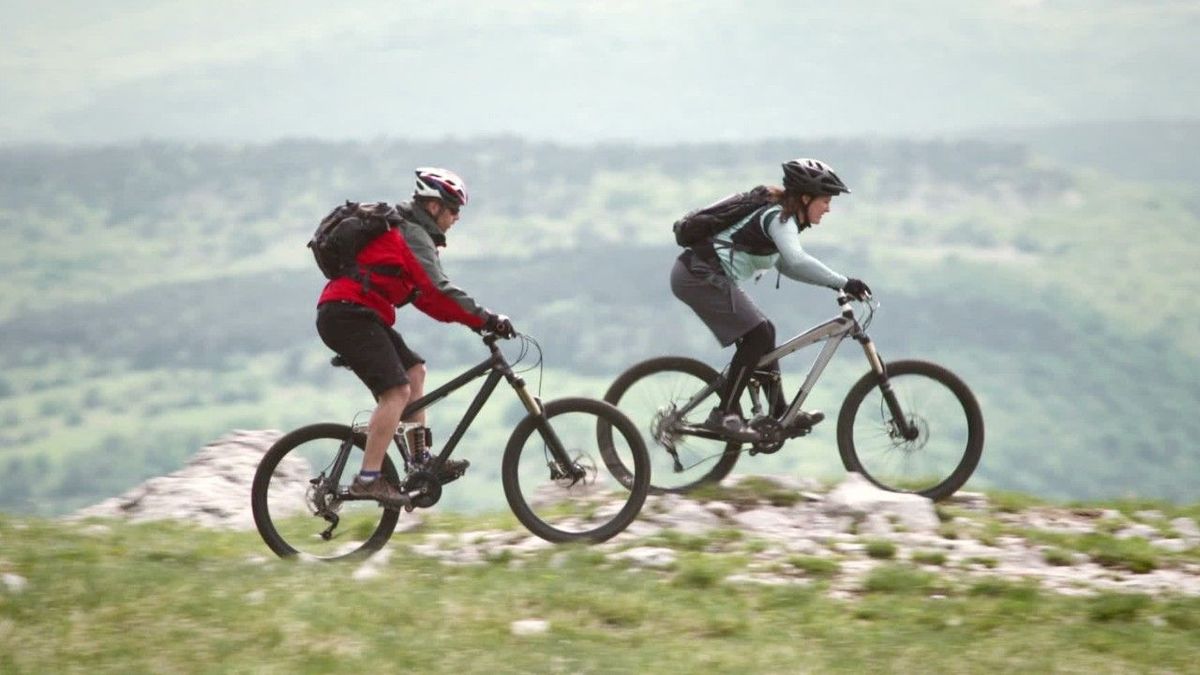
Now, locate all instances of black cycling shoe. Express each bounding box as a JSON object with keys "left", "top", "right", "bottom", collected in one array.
[
  {"left": 701, "top": 408, "right": 761, "bottom": 443},
  {"left": 786, "top": 410, "right": 826, "bottom": 432}
]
